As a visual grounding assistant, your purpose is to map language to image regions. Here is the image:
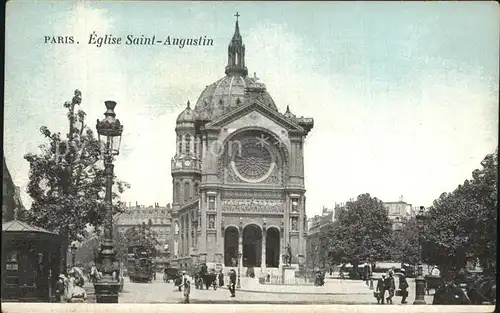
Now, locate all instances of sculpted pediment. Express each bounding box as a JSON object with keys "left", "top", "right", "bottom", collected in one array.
[{"left": 206, "top": 100, "right": 304, "bottom": 133}]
